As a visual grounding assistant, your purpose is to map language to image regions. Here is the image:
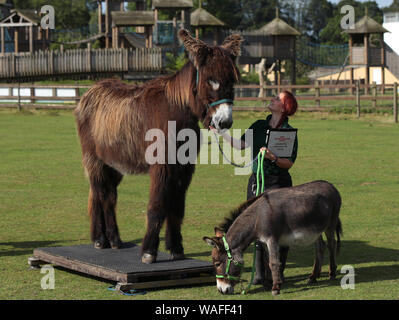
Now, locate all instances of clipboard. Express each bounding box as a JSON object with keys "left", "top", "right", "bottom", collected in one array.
[{"left": 265, "top": 129, "right": 297, "bottom": 158}]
